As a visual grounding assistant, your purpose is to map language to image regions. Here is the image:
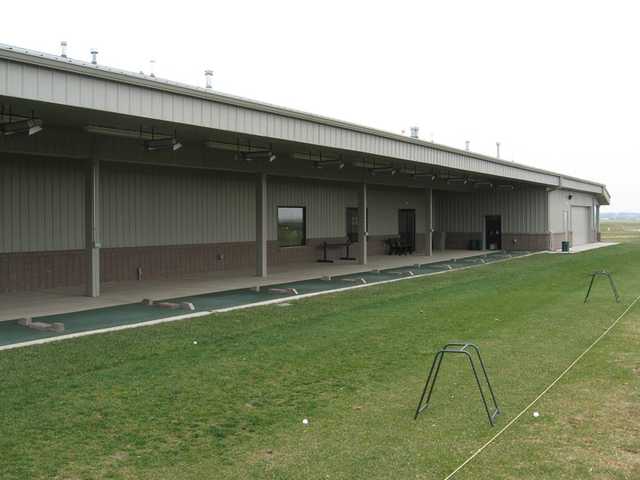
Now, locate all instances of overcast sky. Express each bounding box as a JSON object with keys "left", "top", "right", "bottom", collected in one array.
[{"left": 3, "top": 1, "right": 638, "bottom": 211}]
